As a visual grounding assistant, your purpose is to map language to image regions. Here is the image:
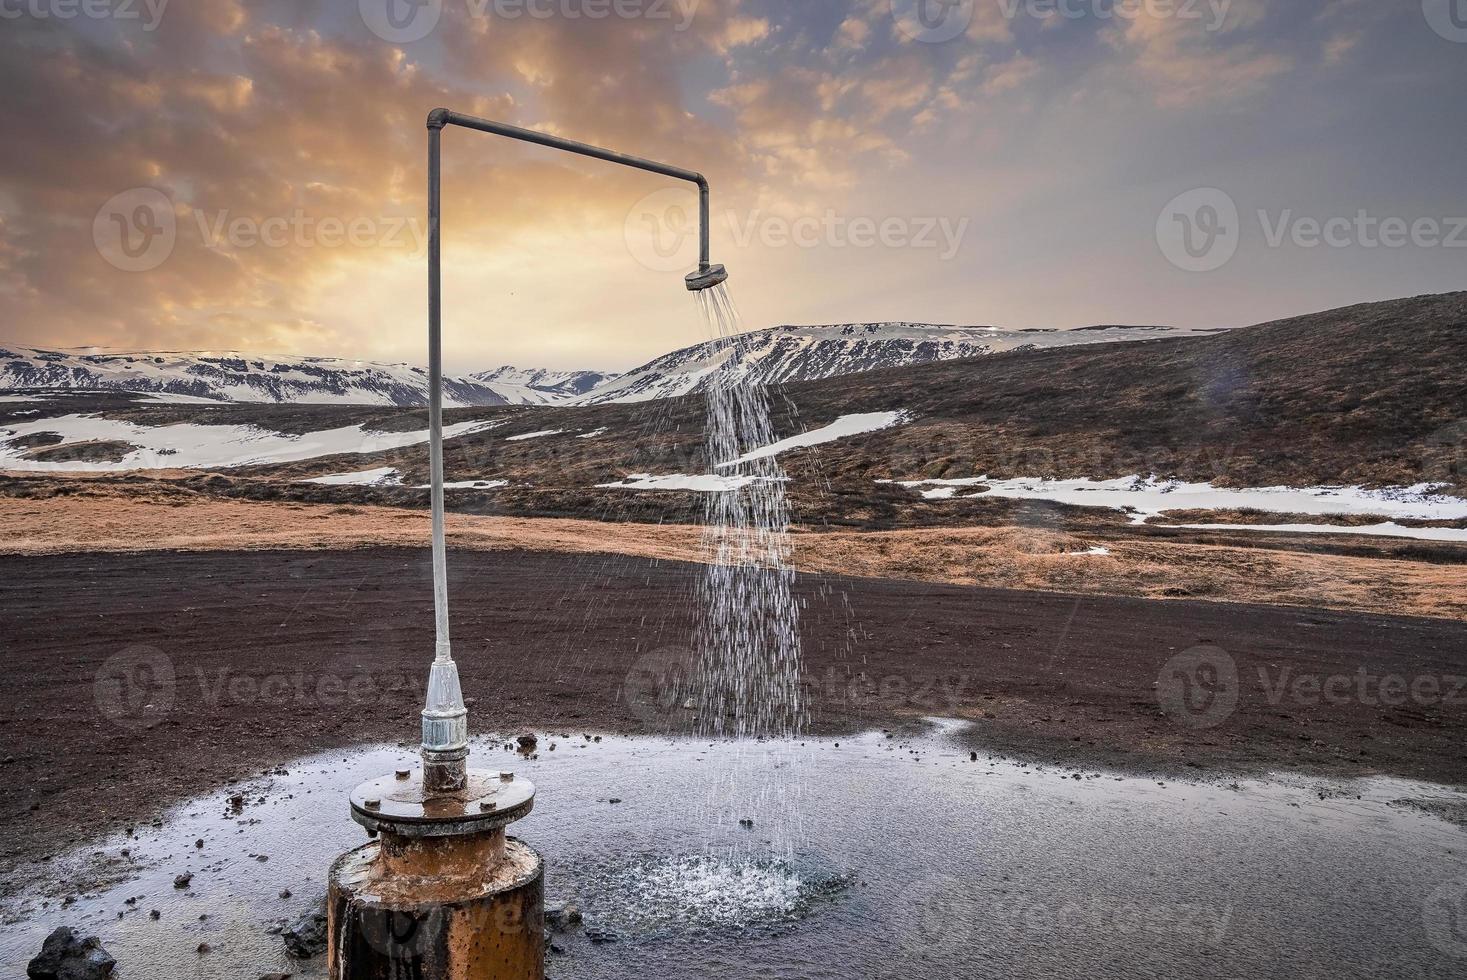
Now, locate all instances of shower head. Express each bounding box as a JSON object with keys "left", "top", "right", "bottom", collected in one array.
[{"left": 685, "top": 263, "right": 728, "bottom": 292}]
